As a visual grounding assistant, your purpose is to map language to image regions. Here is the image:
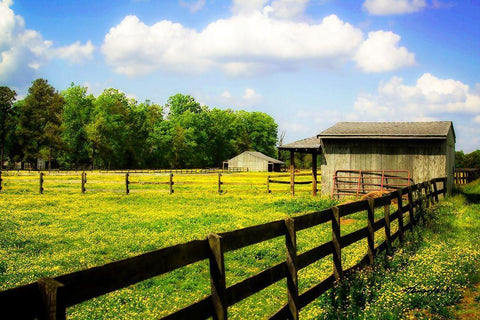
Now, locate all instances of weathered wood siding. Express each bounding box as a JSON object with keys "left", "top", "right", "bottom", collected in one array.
[
  {"left": 321, "top": 136, "right": 454, "bottom": 195},
  {"left": 228, "top": 153, "right": 268, "bottom": 172}
]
